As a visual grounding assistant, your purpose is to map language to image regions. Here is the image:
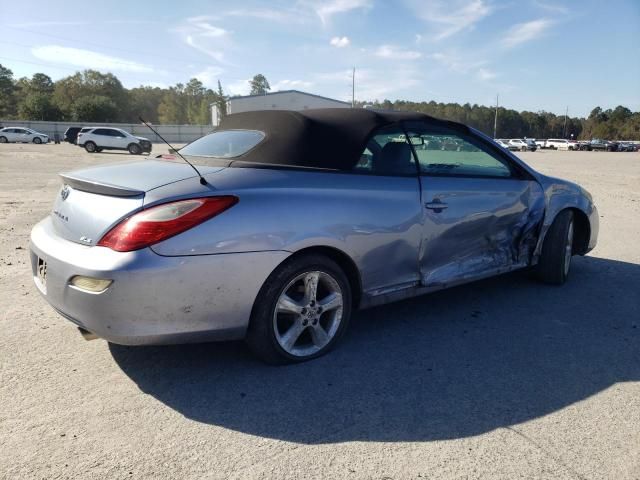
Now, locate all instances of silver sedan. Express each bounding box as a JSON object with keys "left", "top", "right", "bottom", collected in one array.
[{"left": 29, "top": 109, "right": 598, "bottom": 364}]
